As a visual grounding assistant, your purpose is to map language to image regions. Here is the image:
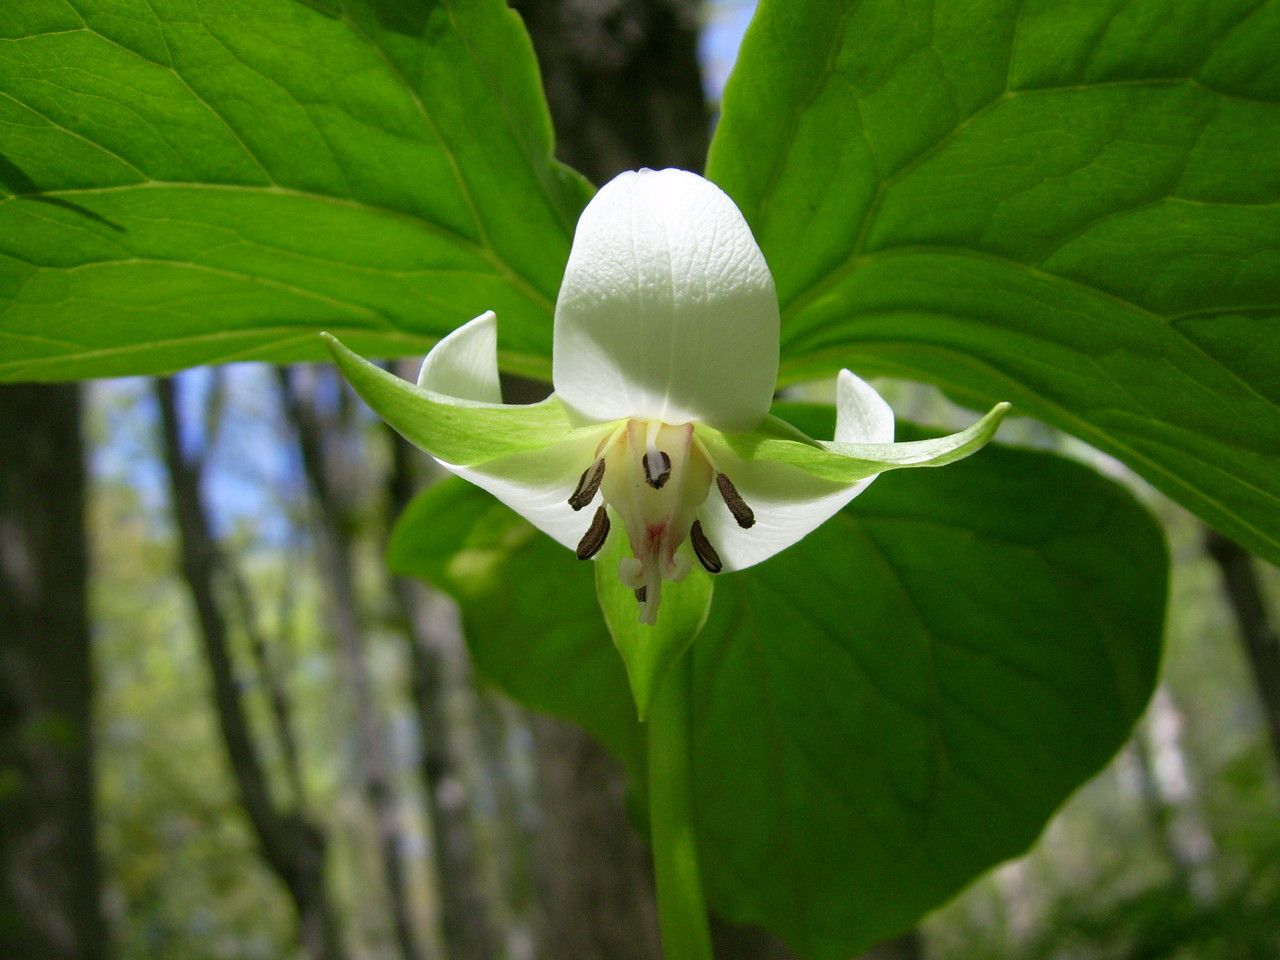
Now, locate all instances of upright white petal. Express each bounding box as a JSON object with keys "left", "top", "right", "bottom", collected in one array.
[
  {"left": 834, "top": 369, "right": 894, "bottom": 445},
  {"left": 553, "top": 168, "right": 780, "bottom": 433},
  {"left": 699, "top": 370, "right": 895, "bottom": 572},
  {"left": 418, "top": 310, "right": 503, "bottom": 404}
]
